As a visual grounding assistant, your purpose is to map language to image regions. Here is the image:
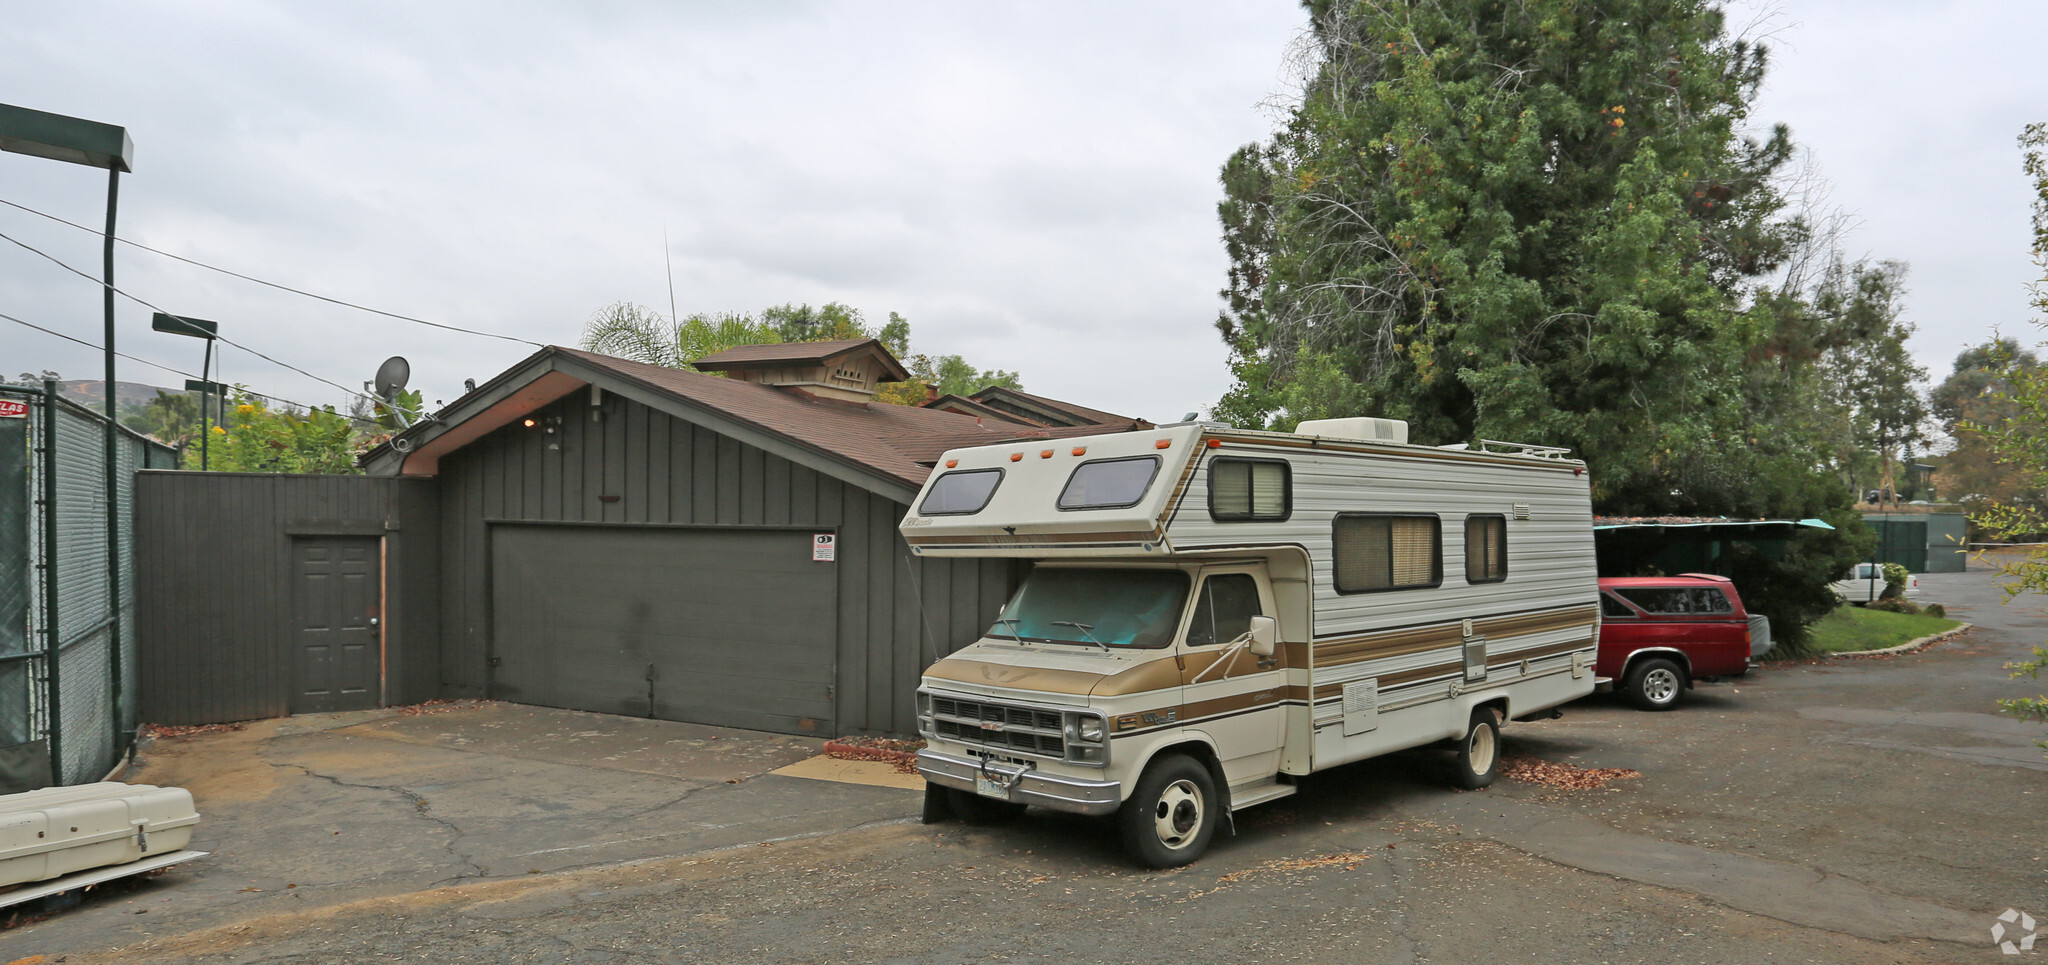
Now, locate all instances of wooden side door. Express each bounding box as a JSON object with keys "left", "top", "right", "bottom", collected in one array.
[{"left": 290, "top": 536, "right": 381, "bottom": 714}]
